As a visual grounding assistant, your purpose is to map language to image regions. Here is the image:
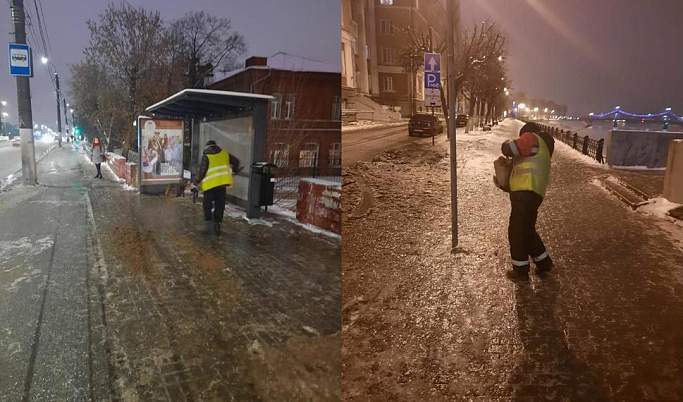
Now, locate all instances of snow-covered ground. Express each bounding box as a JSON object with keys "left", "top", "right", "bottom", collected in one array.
[{"left": 342, "top": 120, "right": 408, "bottom": 133}]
